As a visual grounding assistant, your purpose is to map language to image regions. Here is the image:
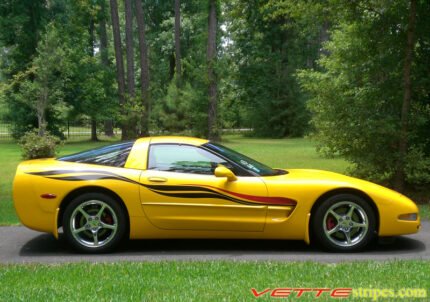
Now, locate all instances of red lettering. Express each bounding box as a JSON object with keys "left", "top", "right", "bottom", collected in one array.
[
  {"left": 251, "top": 288, "right": 271, "bottom": 298},
  {"left": 294, "top": 288, "right": 312, "bottom": 297},
  {"left": 331, "top": 288, "right": 352, "bottom": 298},
  {"left": 271, "top": 288, "right": 292, "bottom": 298},
  {"left": 314, "top": 288, "right": 331, "bottom": 297}
]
